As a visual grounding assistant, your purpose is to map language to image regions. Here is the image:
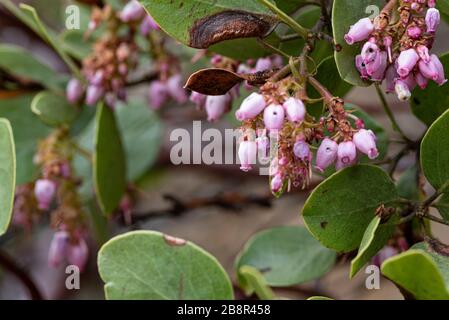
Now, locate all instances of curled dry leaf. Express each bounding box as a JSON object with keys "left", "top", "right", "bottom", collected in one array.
[{"left": 189, "top": 10, "right": 277, "bottom": 49}]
